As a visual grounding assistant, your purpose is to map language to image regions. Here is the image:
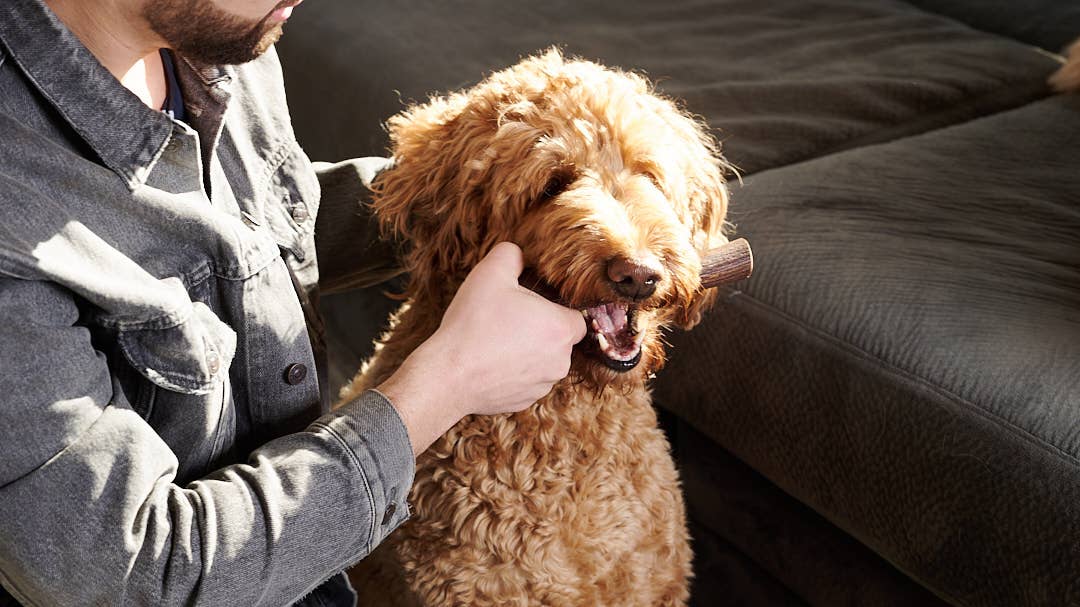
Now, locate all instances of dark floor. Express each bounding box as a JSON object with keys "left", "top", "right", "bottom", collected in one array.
[{"left": 660, "top": 411, "right": 952, "bottom": 607}]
